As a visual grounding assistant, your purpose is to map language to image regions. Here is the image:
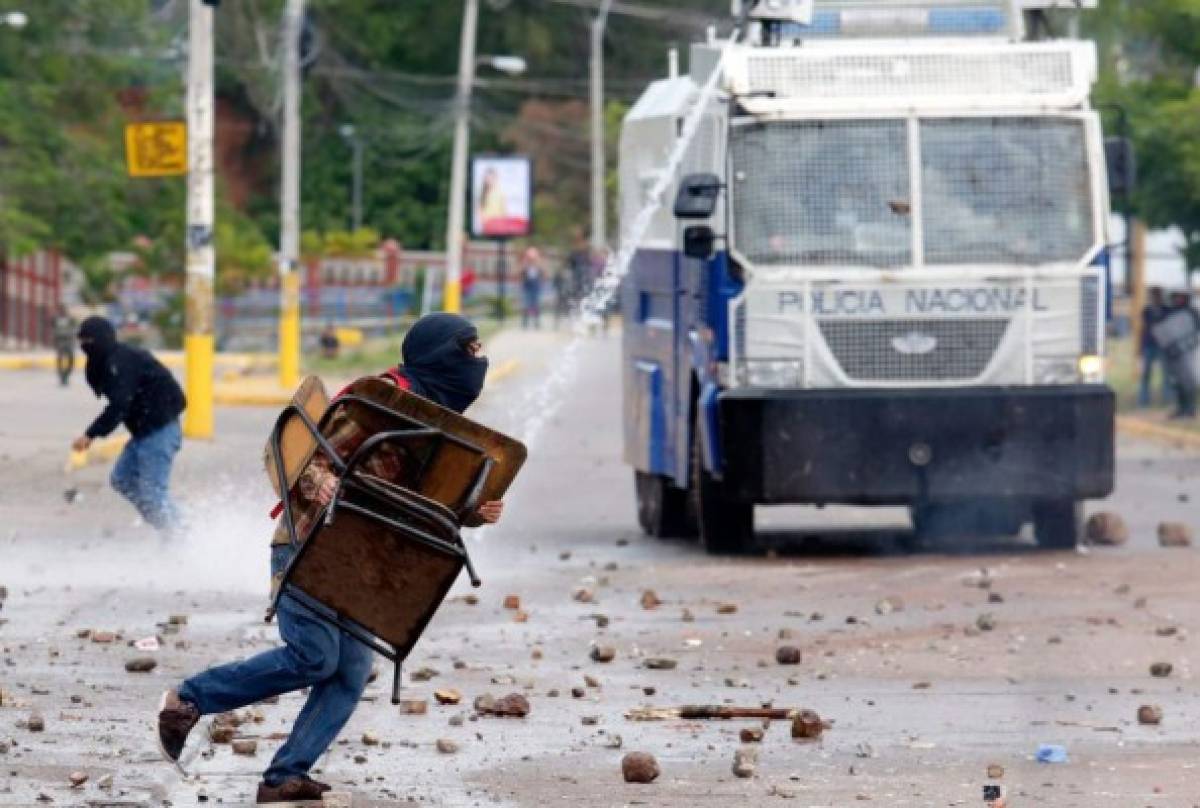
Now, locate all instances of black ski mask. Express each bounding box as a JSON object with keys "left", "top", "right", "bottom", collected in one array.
[
  {"left": 399, "top": 313, "right": 488, "bottom": 414},
  {"left": 78, "top": 316, "right": 118, "bottom": 397}
]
